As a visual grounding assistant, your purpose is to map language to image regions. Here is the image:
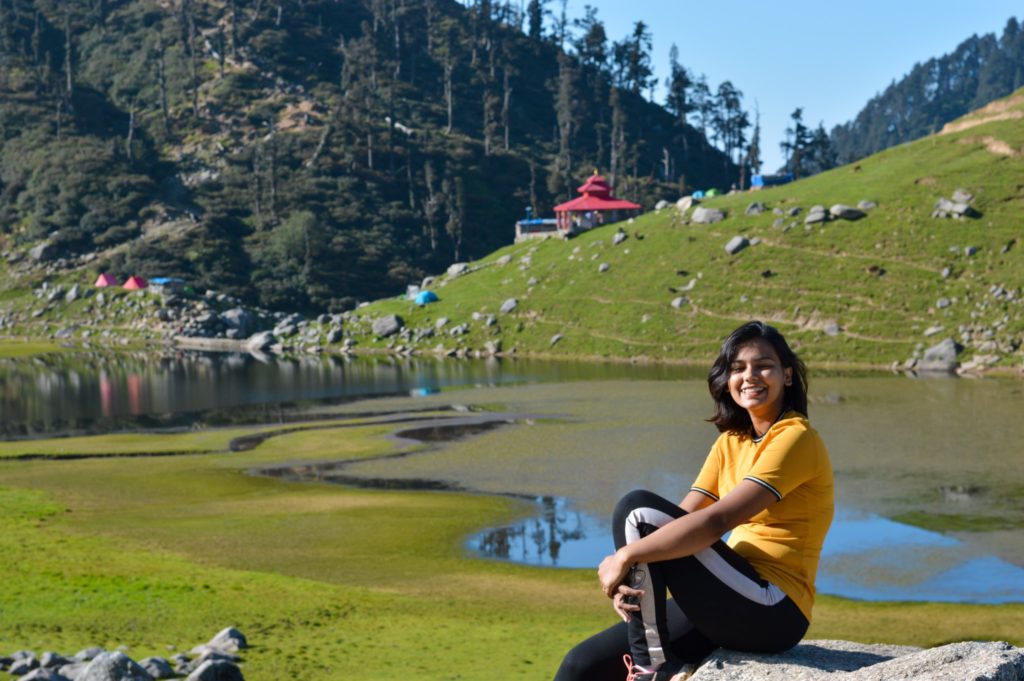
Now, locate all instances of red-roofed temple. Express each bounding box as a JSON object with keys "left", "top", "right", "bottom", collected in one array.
[{"left": 552, "top": 173, "right": 641, "bottom": 235}]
